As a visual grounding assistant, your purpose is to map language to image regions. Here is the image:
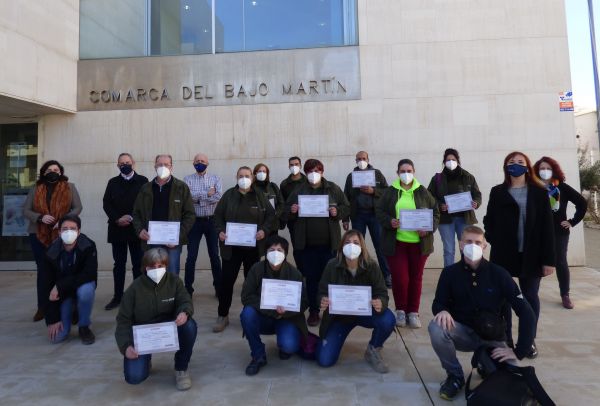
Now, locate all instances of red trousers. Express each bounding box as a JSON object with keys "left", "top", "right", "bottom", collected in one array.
[{"left": 386, "top": 241, "right": 429, "bottom": 313}]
